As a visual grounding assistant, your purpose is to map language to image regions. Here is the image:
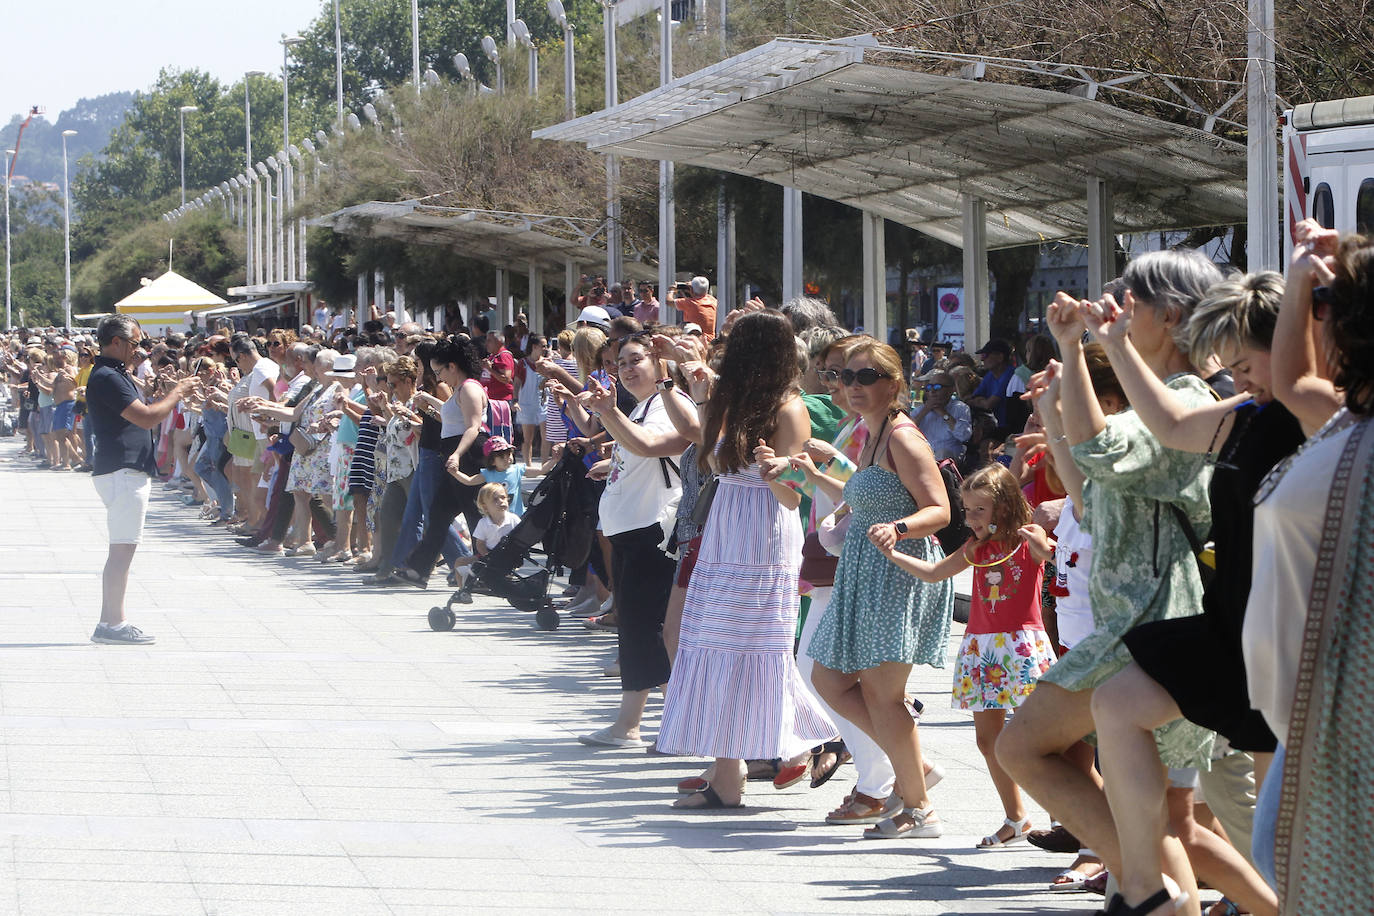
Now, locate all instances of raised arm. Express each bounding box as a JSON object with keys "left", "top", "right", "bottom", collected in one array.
[
  {"left": 1274, "top": 218, "right": 1343, "bottom": 433},
  {"left": 585, "top": 379, "right": 688, "bottom": 459},
  {"left": 1046, "top": 292, "right": 1105, "bottom": 446}
]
